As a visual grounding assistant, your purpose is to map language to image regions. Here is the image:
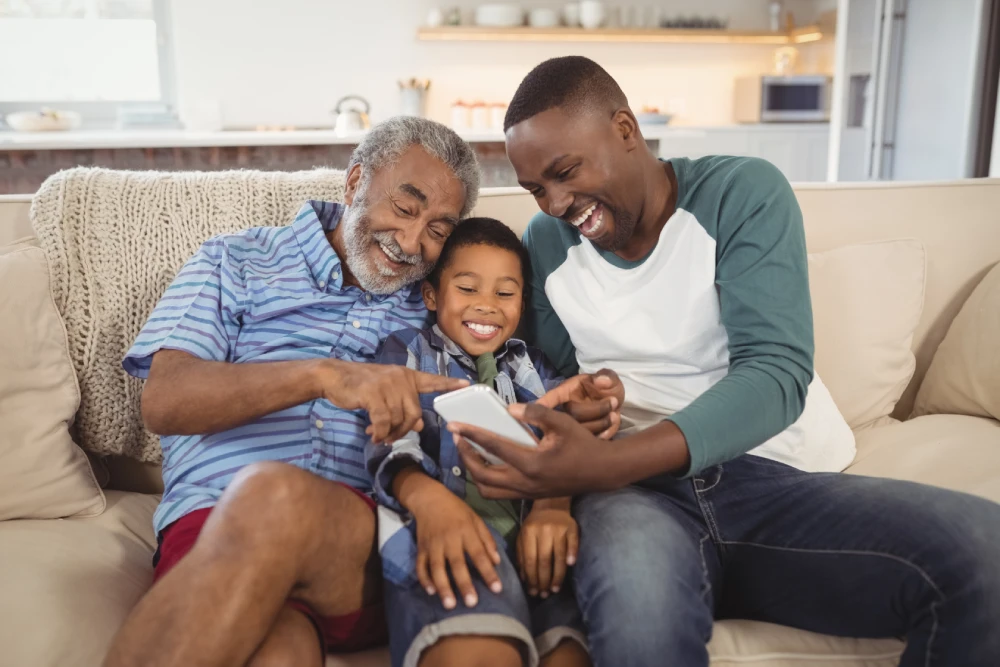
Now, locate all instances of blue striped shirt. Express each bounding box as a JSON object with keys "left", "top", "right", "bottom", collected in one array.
[{"left": 123, "top": 200, "right": 432, "bottom": 536}]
